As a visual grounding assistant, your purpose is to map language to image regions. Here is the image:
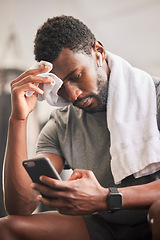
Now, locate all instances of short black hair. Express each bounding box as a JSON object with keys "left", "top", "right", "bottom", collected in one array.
[{"left": 34, "top": 15, "right": 96, "bottom": 63}]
